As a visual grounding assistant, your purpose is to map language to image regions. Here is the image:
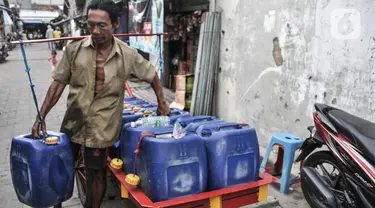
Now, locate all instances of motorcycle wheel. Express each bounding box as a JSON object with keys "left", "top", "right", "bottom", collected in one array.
[{"left": 302, "top": 151, "right": 353, "bottom": 208}]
